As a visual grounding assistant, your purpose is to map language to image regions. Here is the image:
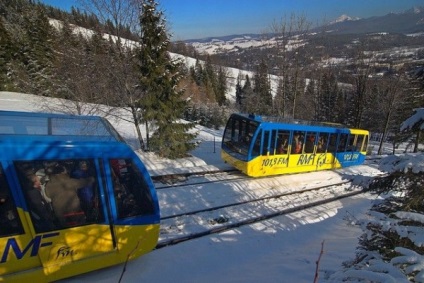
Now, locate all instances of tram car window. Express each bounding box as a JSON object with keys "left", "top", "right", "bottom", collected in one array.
[
  {"left": 290, "top": 131, "right": 305, "bottom": 154},
  {"left": 262, "top": 131, "right": 270, "bottom": 155},
  {"left": 269, "top": 130, "right": 277, "bottom": 155},
  {"left": 252, "top": 129, "right": 262, "bottom": 158},
  {"left": 317, "top": 133, "right": 329, "bottom": 153},
  {"left": 346, "top": 134, "right": 356, "bottom": 151},
  {"left": 276, "top": 130, "right": 290, "bottom": 154},
  {"left": 357, "top": 135, "right": 366, "bottom": 151},
  {"left": 328, "top": 133, "right": 338, "bottom": 152},
  {"left": 110, "top": 159, "right": 155, "bottom": 219},
  {"left": 222, "top": 116, "right": 258, "bottom": 157},
  {"left": 338, "top": 133, "right": 349, "bottom": 151},
  {"left": 14, "top": 159, "right": 104, "bottom": 232},
  {"left": 304, "top": 132, "right": 317, "bottom": 154}
]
